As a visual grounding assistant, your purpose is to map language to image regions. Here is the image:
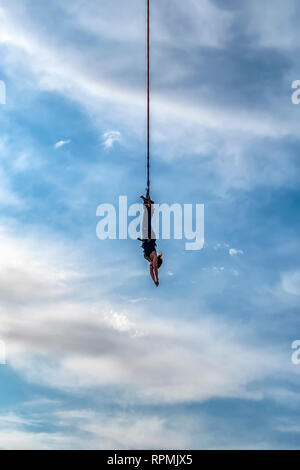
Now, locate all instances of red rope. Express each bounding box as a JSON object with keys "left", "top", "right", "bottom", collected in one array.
[{"left": 146, "top": 0, "right": 150, "bottom": 198}]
